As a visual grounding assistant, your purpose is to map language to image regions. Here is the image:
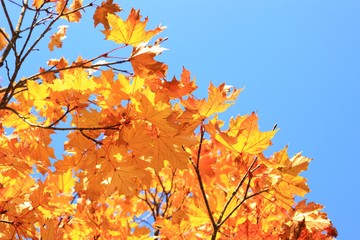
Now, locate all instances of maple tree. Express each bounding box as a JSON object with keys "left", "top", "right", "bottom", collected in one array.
[{"left": 0, "top": 0, "right": 338, "bottom": 239}]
